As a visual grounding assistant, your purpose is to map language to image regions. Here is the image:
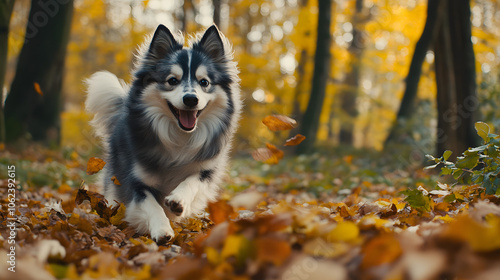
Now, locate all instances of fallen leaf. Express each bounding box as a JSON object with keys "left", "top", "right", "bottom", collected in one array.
[
  {"left": 208, "top": 200, "right": 235, "bottom": 224},
  {"left": 361, "top": 234, "right": 402, "bottom": 268},
  {"left": 262, "top": 115, "right": 297, "bottom": 131},
  {"left": 256, "top": 237, "right": 291, "bottom": 266},
  {"left": 87, "top": 157, "right": 106, "bottom": 175},
  {"left": 284, "top": 134, "right": 306, "bottom": 146}
]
